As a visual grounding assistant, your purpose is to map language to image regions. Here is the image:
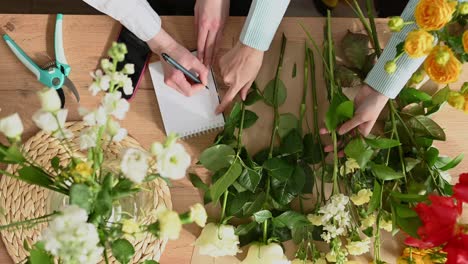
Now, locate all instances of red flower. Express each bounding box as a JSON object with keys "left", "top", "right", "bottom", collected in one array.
[
  {"left": 404, "top": 195, "right": 460, "bottom": 248},
  {"left": 443, "top": 234, "right": 468, "bottom": 264},
  {"left": 454, "top": 173, "right": 468, "bottom": 204}
]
